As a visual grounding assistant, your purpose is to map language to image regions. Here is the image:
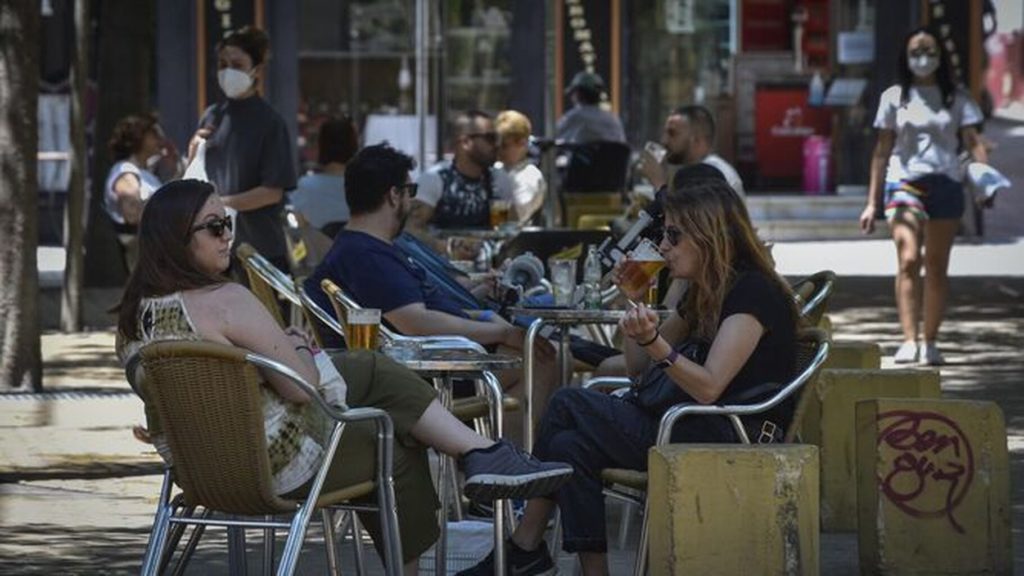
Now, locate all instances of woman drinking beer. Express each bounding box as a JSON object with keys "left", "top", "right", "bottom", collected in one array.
[
  {"left": 115, "top": 179, "right": 573, "bottom": 573},
  {"left": 458, "top": 178, "right": 799, "bottom": 576}
]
